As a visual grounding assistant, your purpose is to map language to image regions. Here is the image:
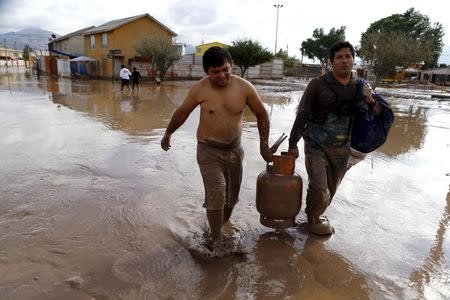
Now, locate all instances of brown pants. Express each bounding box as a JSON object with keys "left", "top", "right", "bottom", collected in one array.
[
  {"left": 304, "top": 137, "right": 350, "bottom": 217},
  {"left": 197, "top": 142, "right": 243, "bottom": 210}
]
